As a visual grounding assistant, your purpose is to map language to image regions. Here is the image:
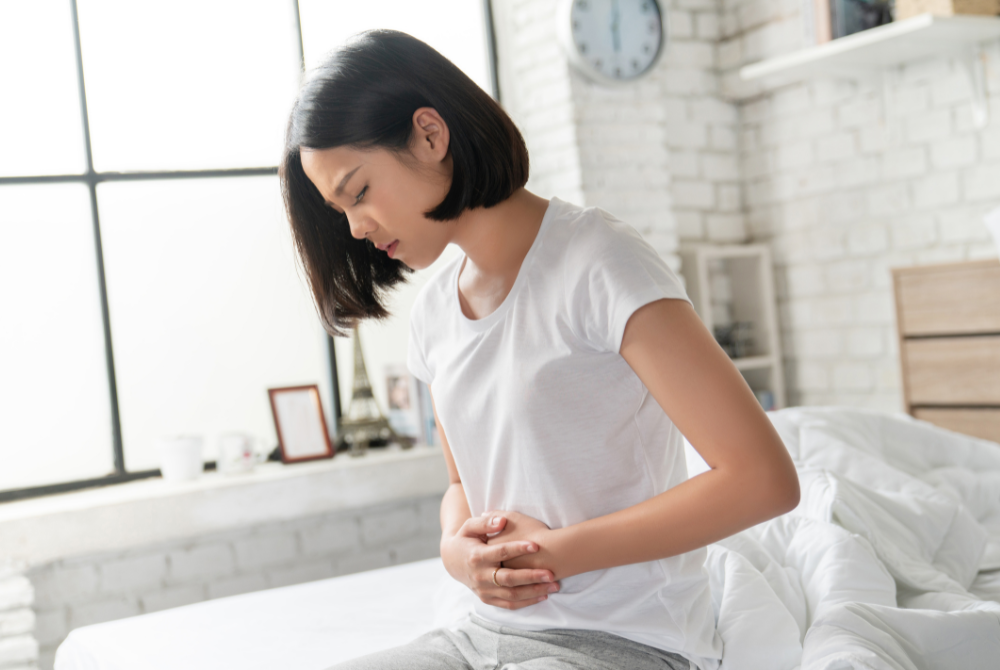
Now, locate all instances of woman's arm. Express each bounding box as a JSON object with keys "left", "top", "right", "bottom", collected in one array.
[
  {"left": 498, "top": 298, "right": 800, "bottom": 580},
  {"left": 433, "top": 396, "right": 560, "bottom": 609}
]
